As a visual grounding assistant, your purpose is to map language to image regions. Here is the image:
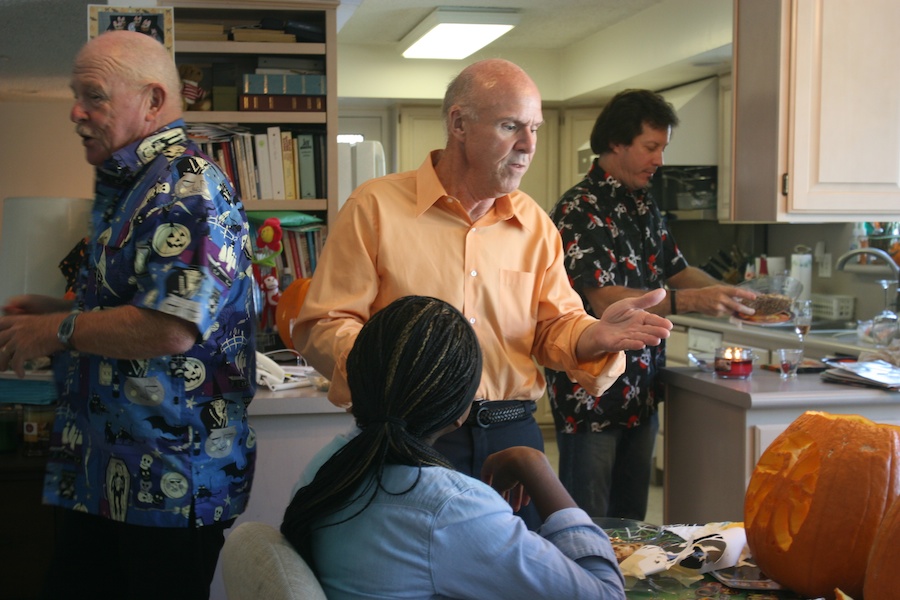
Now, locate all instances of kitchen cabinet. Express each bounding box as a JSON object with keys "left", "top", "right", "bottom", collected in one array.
[
  {"left": 162, "top": 0, "right": 339, "bottom": 229},
  {"left": 730, "top": 0, "right": 900, "bottom": 223}
]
